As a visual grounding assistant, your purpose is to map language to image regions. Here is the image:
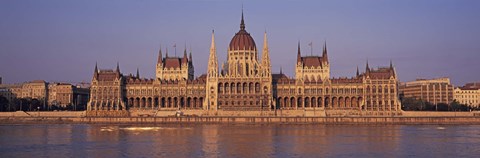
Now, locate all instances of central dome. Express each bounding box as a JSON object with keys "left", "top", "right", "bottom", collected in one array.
[{"left": 229, "top": 12, "right": 256, "bottom": 51}]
